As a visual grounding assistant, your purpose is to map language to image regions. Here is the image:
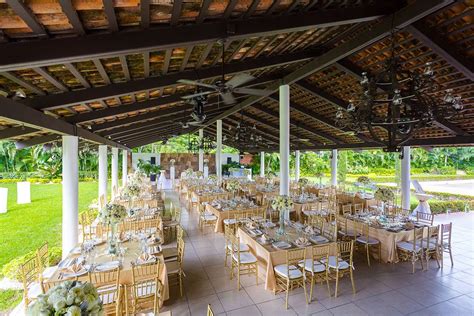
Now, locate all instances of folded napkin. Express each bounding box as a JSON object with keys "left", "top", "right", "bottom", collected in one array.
[
  {"left": 147, "top": 234, "right": 160, "bottom": 244},
  {"left": 95, "top": 261, "right": 120, "bottom": 272},
  {"left": 295, "top": 237, "right": 310, "bottom": 246},
  {"left": 137, "top": 253, "right": 156, "bottom": 265},
  {"left": 304, "top": 226, "right": 315, "bottom": 235},
  {"left": 67, "top": 263, "right": 85, "bottom": 274}
]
